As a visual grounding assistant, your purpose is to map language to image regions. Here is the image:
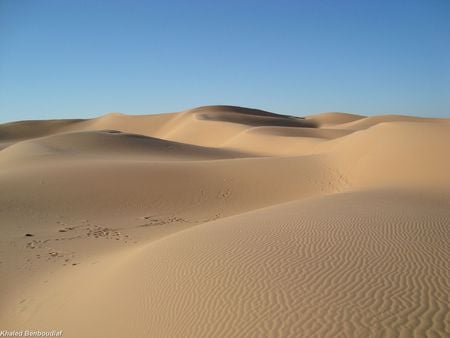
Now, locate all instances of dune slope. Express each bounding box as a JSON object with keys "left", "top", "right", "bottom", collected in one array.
[{"left": 11, "top": 189, "right": 449, "bottom": 338}]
